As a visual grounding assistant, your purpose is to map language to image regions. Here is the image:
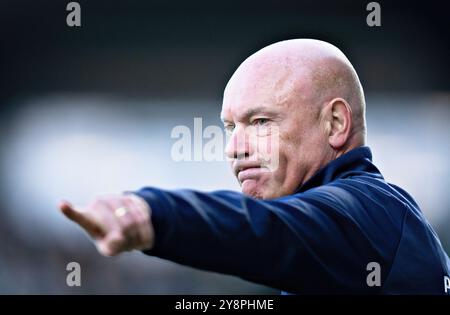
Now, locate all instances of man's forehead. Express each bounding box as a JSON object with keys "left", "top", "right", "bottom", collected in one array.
[
  {"left": 221, "top": 76, "right": 299, "bottom": 123},
  {"left": 220, "top": 104, "right": 281, "bottom": 123}
]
